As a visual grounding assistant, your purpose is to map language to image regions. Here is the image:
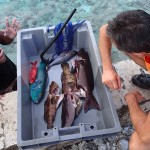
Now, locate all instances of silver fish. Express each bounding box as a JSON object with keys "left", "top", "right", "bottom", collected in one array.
[{"left": 48, "top": 50, "right": 78, "bottom": 69}]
